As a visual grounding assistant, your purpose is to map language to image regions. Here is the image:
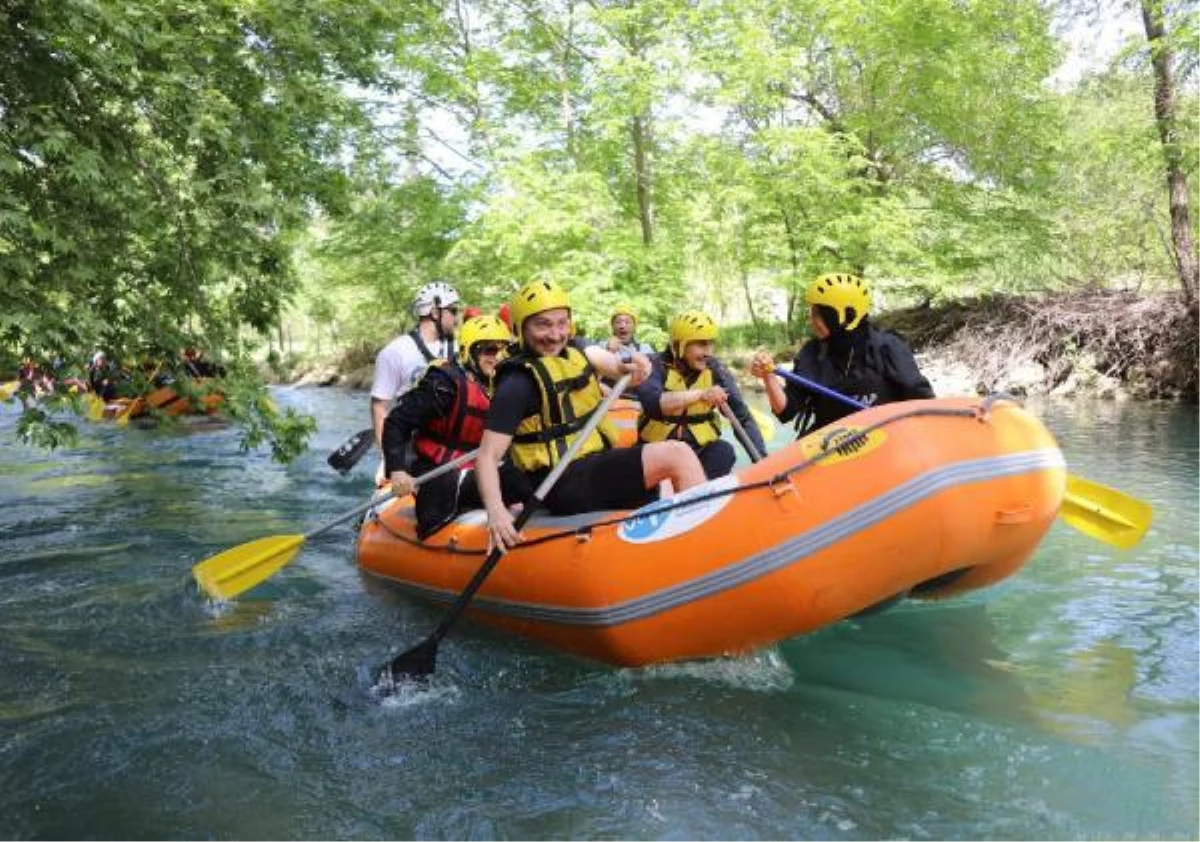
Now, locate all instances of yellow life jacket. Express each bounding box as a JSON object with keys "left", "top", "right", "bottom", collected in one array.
[
  {"left": 638, "top": 365, "right": 721, "bottom": 446},
  {"left": 508, "top": 346, "right": 618, "bottom": 473}
]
